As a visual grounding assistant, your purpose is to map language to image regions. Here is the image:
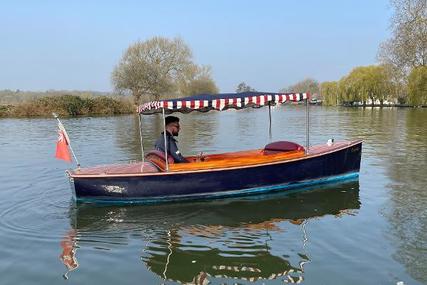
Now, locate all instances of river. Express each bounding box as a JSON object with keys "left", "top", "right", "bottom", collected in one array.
[{"left": 0, "top": 106, "right": 426, "bottom": 284}]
